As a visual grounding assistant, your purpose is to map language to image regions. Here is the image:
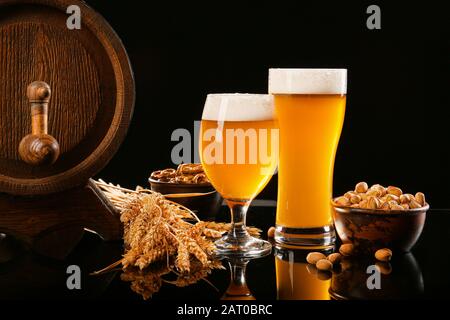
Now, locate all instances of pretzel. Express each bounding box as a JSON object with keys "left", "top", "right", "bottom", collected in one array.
[
  {"left": 176, "top": 163, "right": 204, "bottom": 175},
  {"left": 150, "top": 168, "right": 177, "bottom": 182},
  {"left": 192, "top": 173, "right": 208, "bottom": 184},
  {"left": 151, "top": 164, "right": 210, "bottom": 184}
]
